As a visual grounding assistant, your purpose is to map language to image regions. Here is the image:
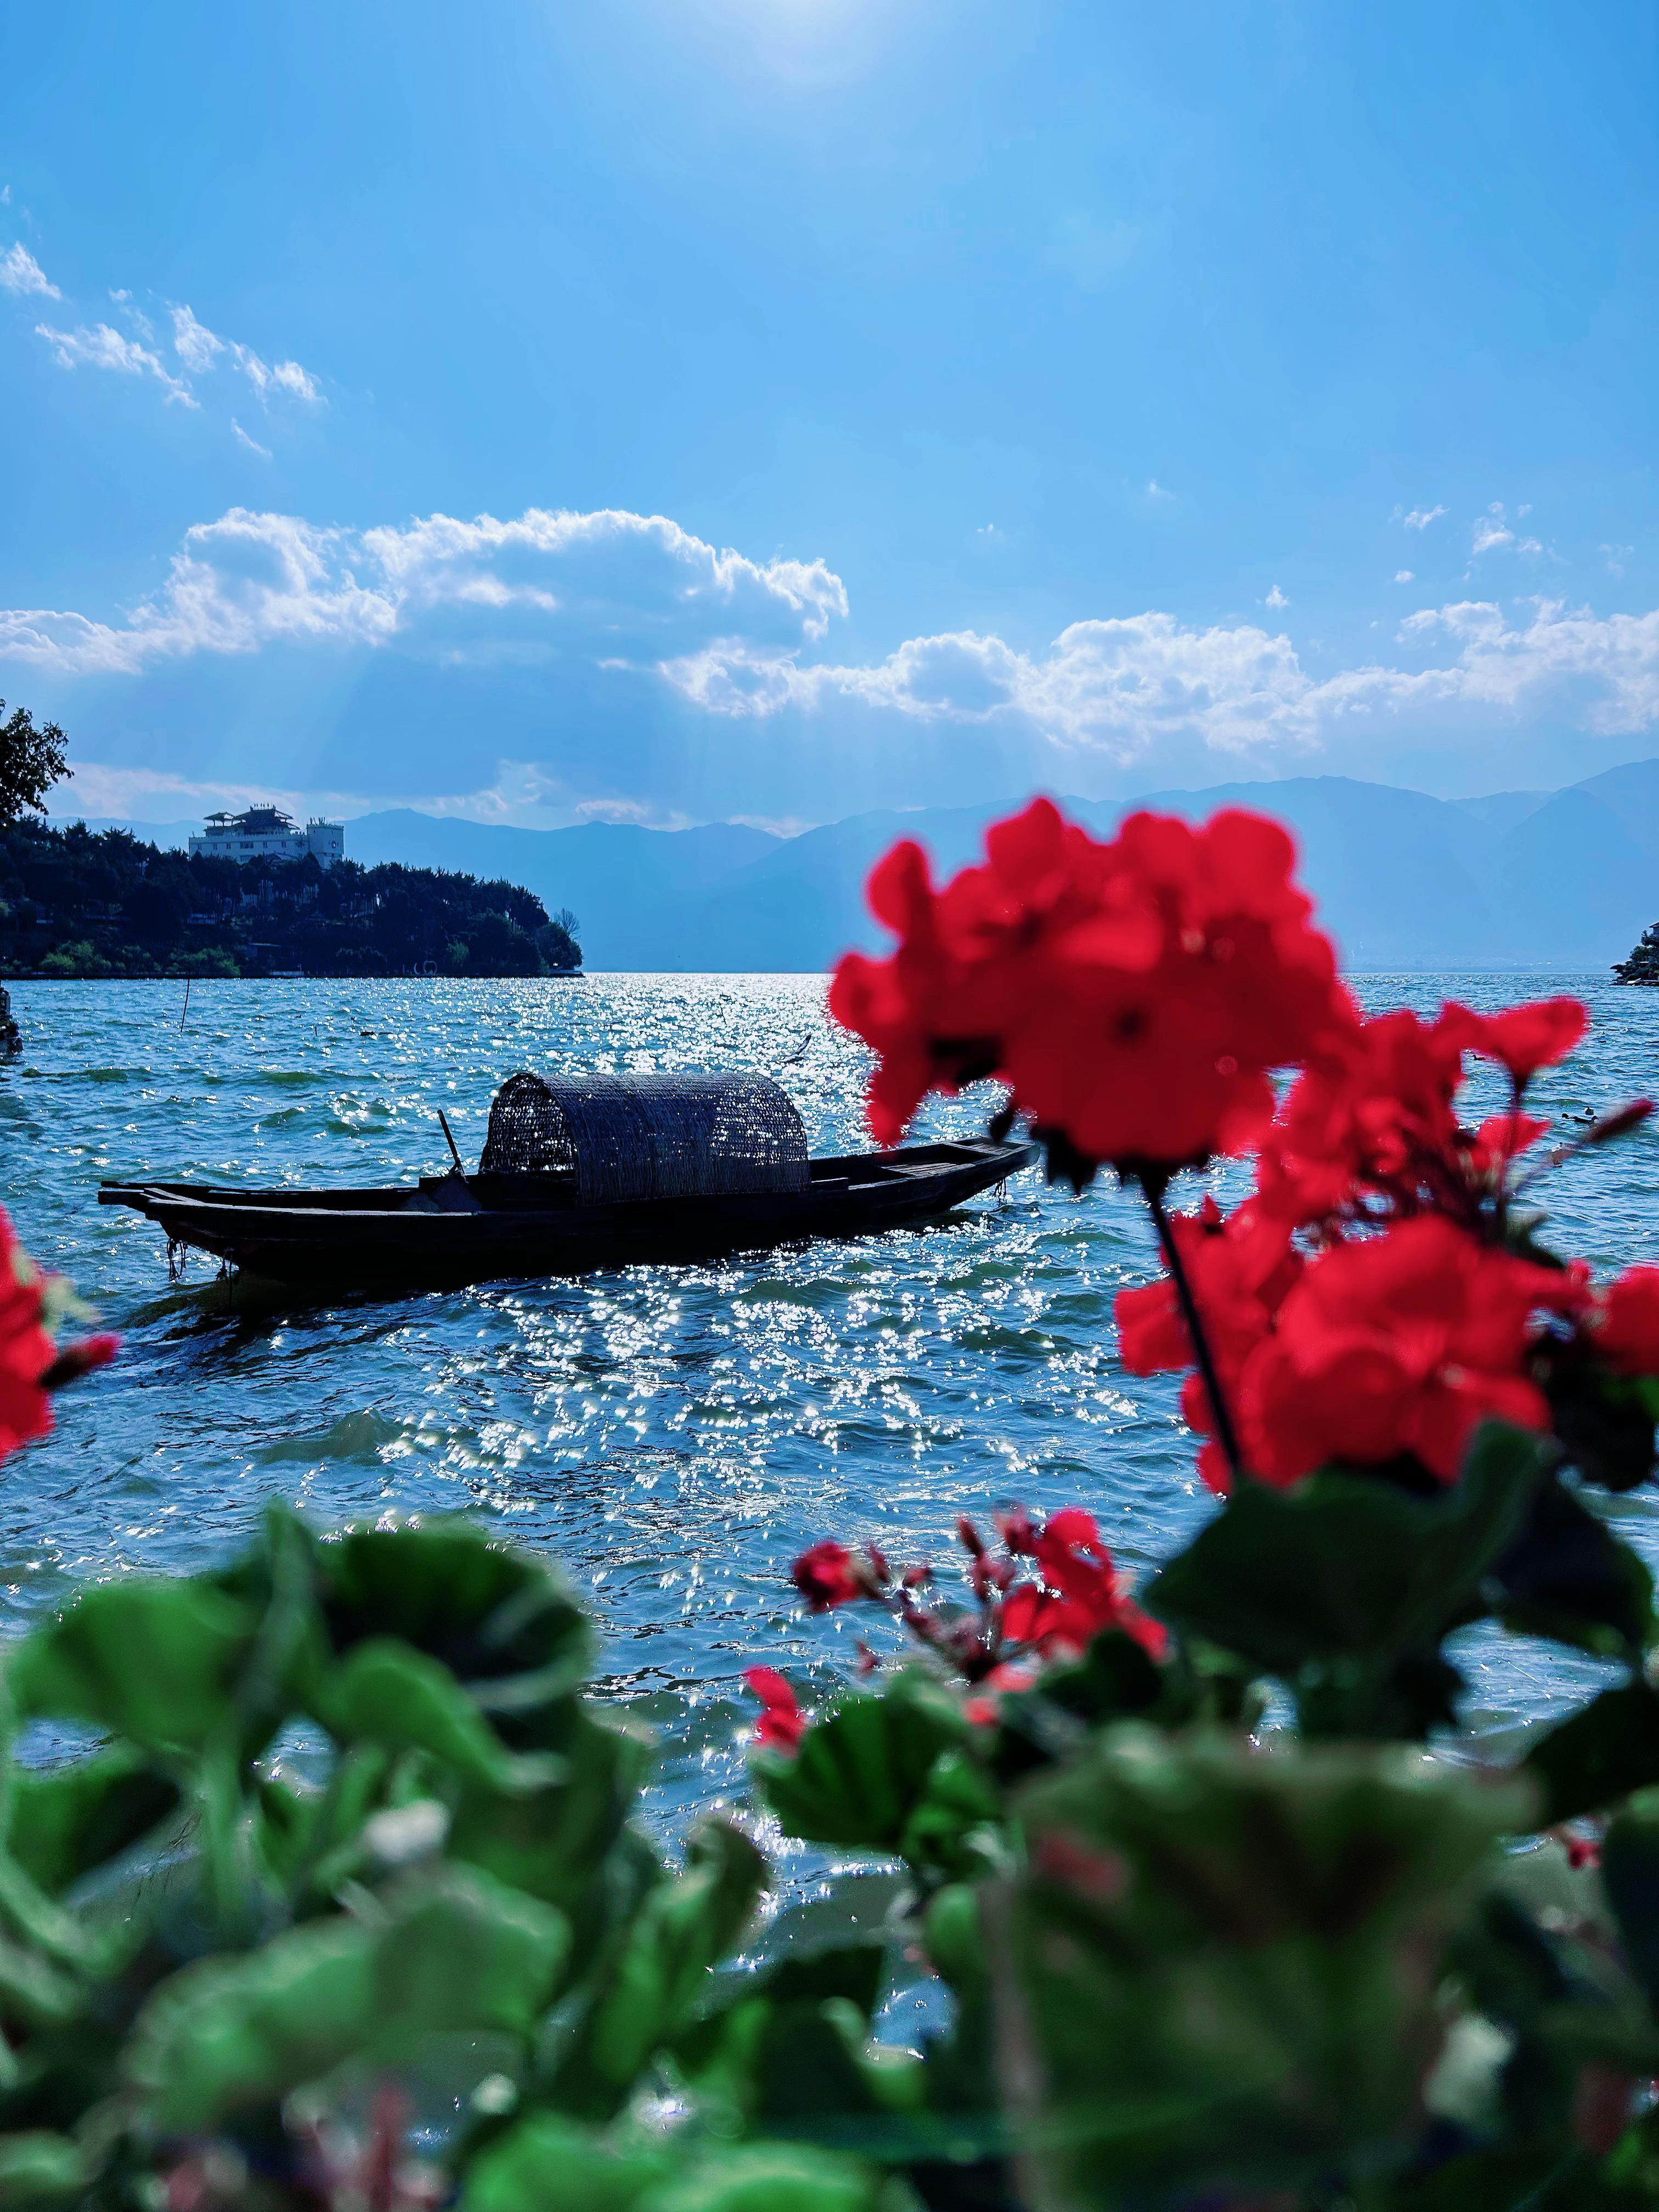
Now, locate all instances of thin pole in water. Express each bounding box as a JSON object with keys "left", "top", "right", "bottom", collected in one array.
[
  {"left": 179, "top": 977, "right": 191, "bottom": 1031},
  {"left": 438, "top": 1108, "right": 466, "bottom": 1175}
]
